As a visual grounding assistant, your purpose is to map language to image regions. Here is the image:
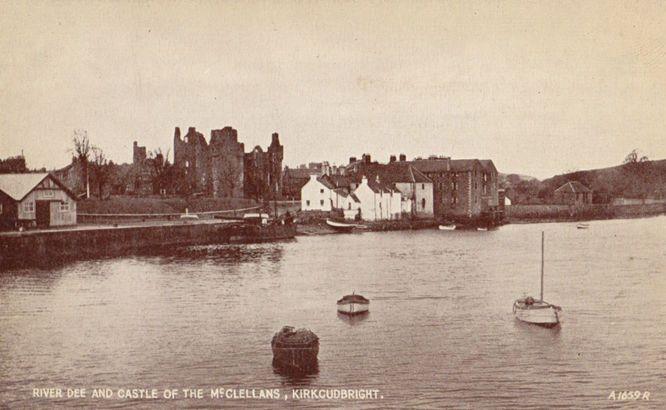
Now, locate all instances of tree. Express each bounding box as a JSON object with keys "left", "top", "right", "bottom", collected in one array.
[
  {"left": 90, "top": 147, "right": 112, "bottom": 198},
  {"left": 71, "top": 130, "right": 92, "bottom": 198},
  {"left": 623, "top": 149, "right": 649, "bottom": 164},
  {"left": 149, "top": 148, "right": 172, "bottom": 195}
]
